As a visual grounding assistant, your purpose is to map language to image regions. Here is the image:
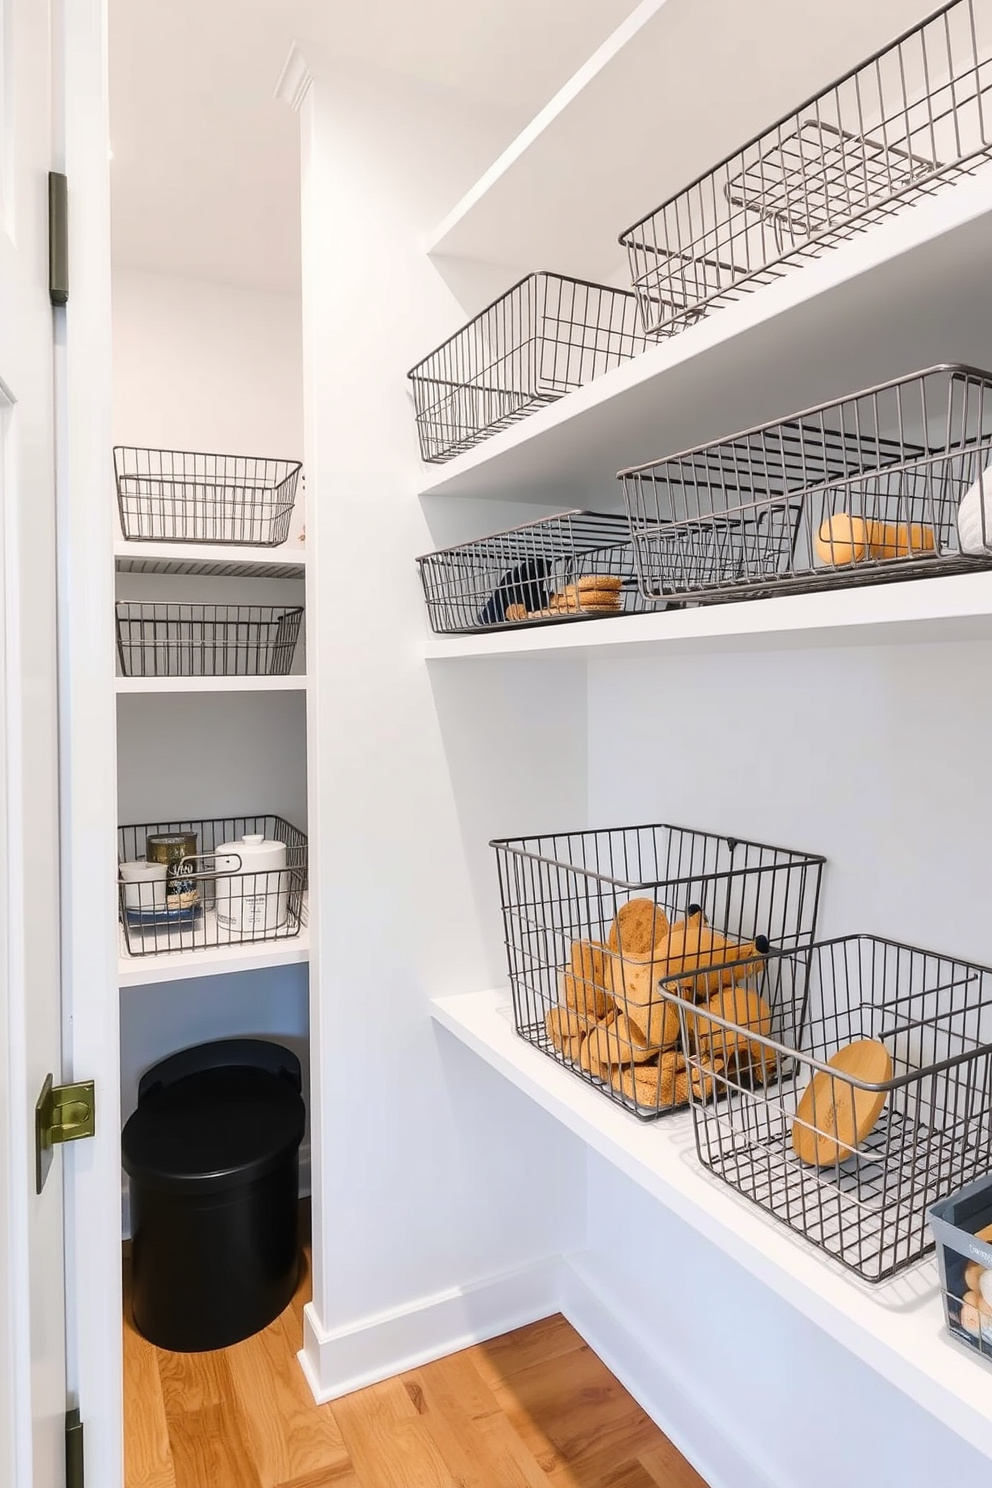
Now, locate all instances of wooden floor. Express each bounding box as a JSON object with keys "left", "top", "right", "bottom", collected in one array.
[{"left": 124, "top": 1247, "right": 708, "bottom": 1488}]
